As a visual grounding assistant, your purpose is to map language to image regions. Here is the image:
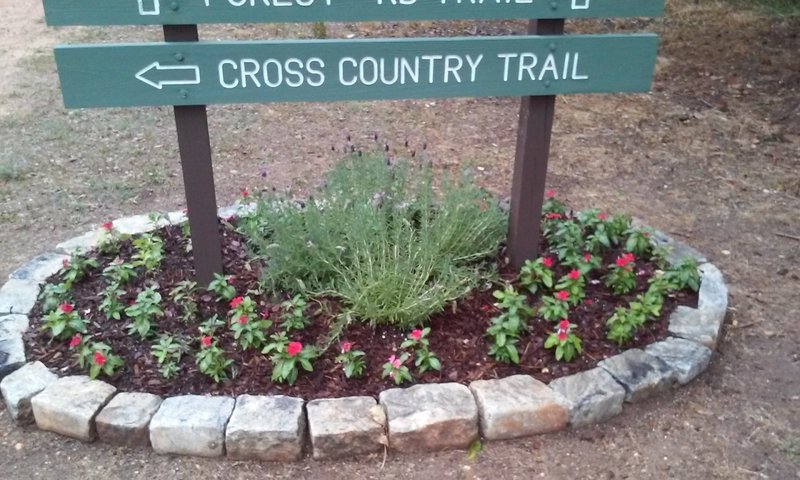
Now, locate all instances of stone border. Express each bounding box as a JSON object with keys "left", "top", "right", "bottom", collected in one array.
[{"left": 0, "top": 207, "right": 728, "bottom": 461}]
